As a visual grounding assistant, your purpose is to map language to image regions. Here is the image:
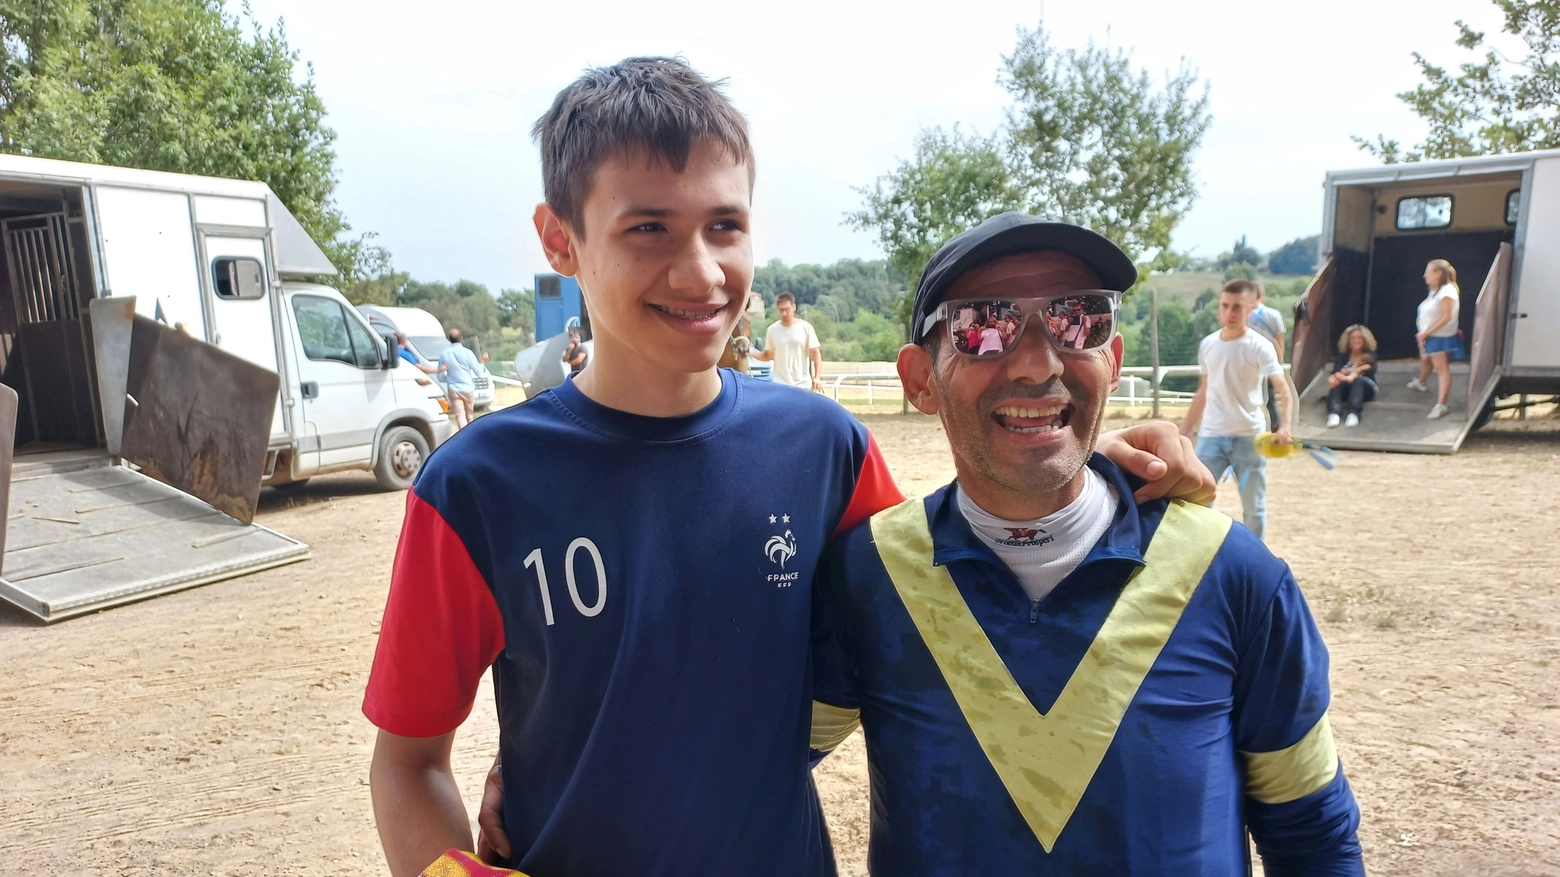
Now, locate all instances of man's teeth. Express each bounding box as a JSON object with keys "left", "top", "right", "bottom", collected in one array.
[
  {"left": 654, "top": 304, "right": 720, "bottom": 320},
  {"left": 994, "top": 404, "right": 1064, "bottom": 418},
  {"left": 994, "top": 404, "right": 1066, "bottom": 434}
]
